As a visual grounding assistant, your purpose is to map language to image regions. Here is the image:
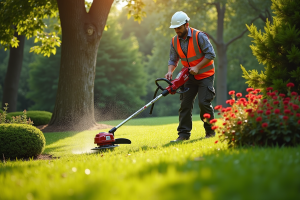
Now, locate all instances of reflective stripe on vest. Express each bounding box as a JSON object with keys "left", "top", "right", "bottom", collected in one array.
[{"left": 172, "top": 28, "right": 215, "bottom": 80}]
